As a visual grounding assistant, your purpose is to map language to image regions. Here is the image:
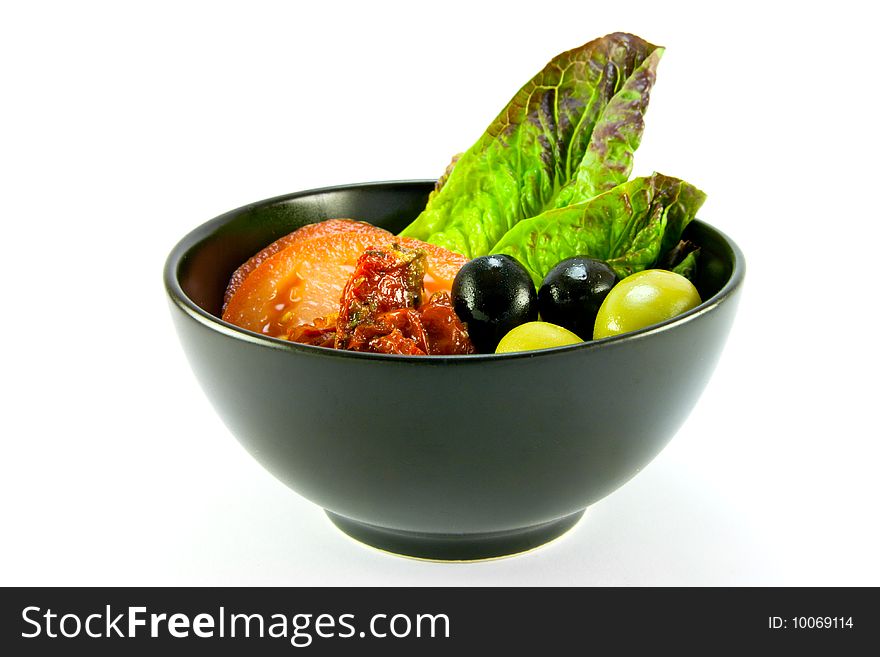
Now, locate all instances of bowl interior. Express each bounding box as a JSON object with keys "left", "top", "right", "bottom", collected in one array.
[{"left": 173, "top": 181, "right": 735, "bottom": 325}]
